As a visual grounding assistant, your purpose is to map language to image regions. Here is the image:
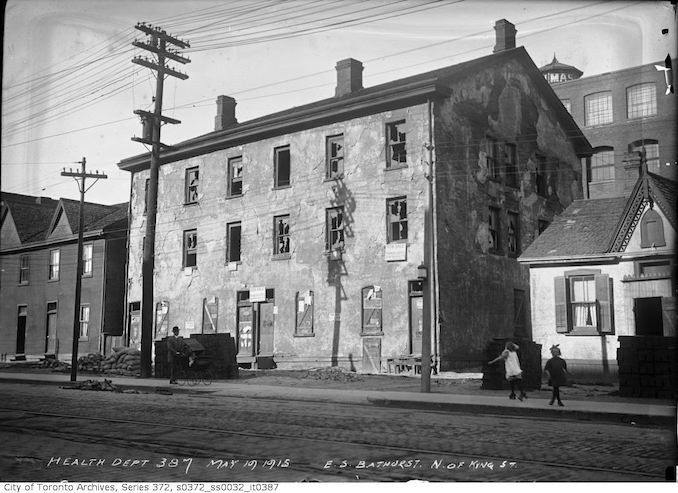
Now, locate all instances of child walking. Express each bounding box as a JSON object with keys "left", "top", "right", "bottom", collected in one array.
[
  {"left": 544, "top": 345, "right": 568, "bottom": 406},
  {"left": 489, "top": 341, "right": 527, "bottom": 401}
]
